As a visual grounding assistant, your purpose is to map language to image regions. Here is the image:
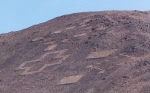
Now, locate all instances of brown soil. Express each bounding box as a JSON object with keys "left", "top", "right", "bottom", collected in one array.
[{"left": 0, "top": 11, "right": 150, "bottom": 93}]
